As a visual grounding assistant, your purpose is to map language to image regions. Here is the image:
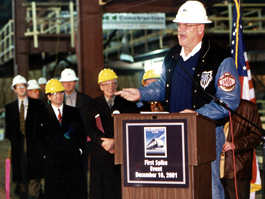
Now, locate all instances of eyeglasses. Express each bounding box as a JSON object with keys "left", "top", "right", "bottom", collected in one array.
[
  {"left": 178, "top": 23, "right": 200, "bottom": 29},
  {"left": 101, "top": 82, "right": 118, "bottom": 87},
  {"left": 16, "top": 85, "right": 26, "bottom": 89},
  {"left": 49, "top": 91, "right": 64, "bottom": 96}
]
